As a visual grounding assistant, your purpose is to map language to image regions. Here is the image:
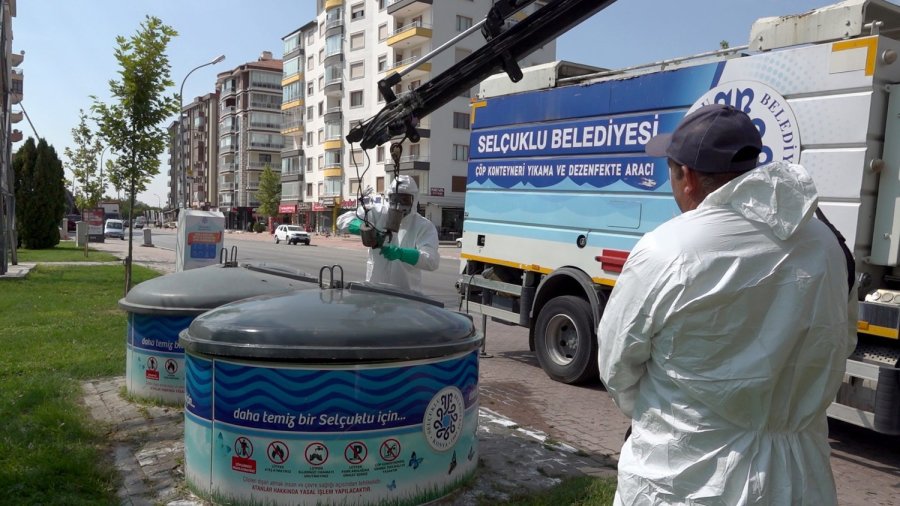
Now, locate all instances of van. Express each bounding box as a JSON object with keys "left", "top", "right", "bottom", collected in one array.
[{"left": 104, "top": 219, "right": 124, "bottom": 240}]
